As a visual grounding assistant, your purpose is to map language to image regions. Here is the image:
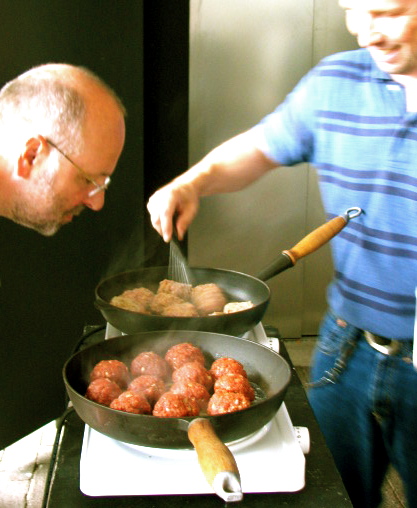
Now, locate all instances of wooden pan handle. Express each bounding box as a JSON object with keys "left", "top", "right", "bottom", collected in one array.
[
  {"left": 256, "top": 207, "right": 362, "bottom": 281},
  {"left": 188, "top": 418, "right": 243, "bottom": 503},
  {"left": 283, "top": 215, "right": 347, "bottom": 265}
]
